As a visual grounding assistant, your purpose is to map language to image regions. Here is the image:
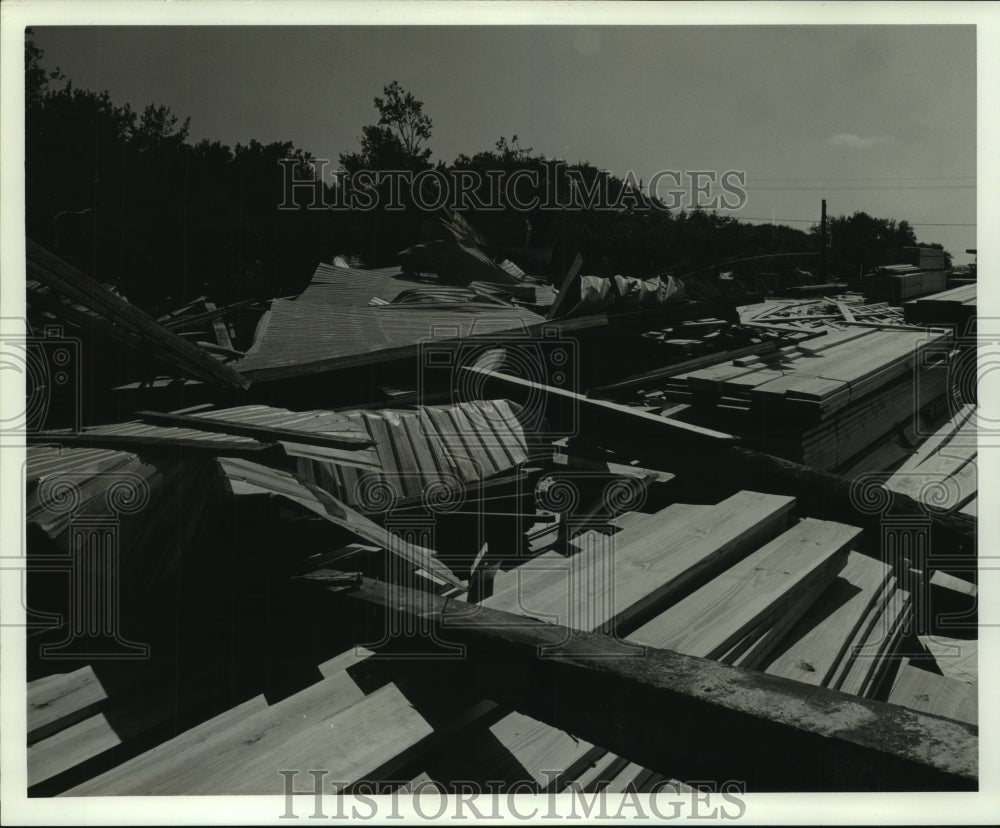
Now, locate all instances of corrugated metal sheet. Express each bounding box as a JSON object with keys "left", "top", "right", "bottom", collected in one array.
[
  {"left": 296, "top": 399, "right": 538, "bottom": 511},
  {"left": 233, "top": 301, "right": 546, "bottom": 379}
]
